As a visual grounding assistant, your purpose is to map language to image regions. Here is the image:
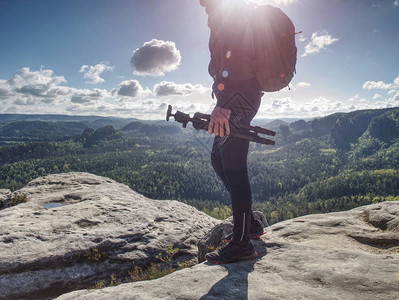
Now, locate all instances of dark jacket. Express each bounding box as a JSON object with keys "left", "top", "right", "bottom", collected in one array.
[{"left": 206, "top": 3, "right": 256, "bottom": 83}]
